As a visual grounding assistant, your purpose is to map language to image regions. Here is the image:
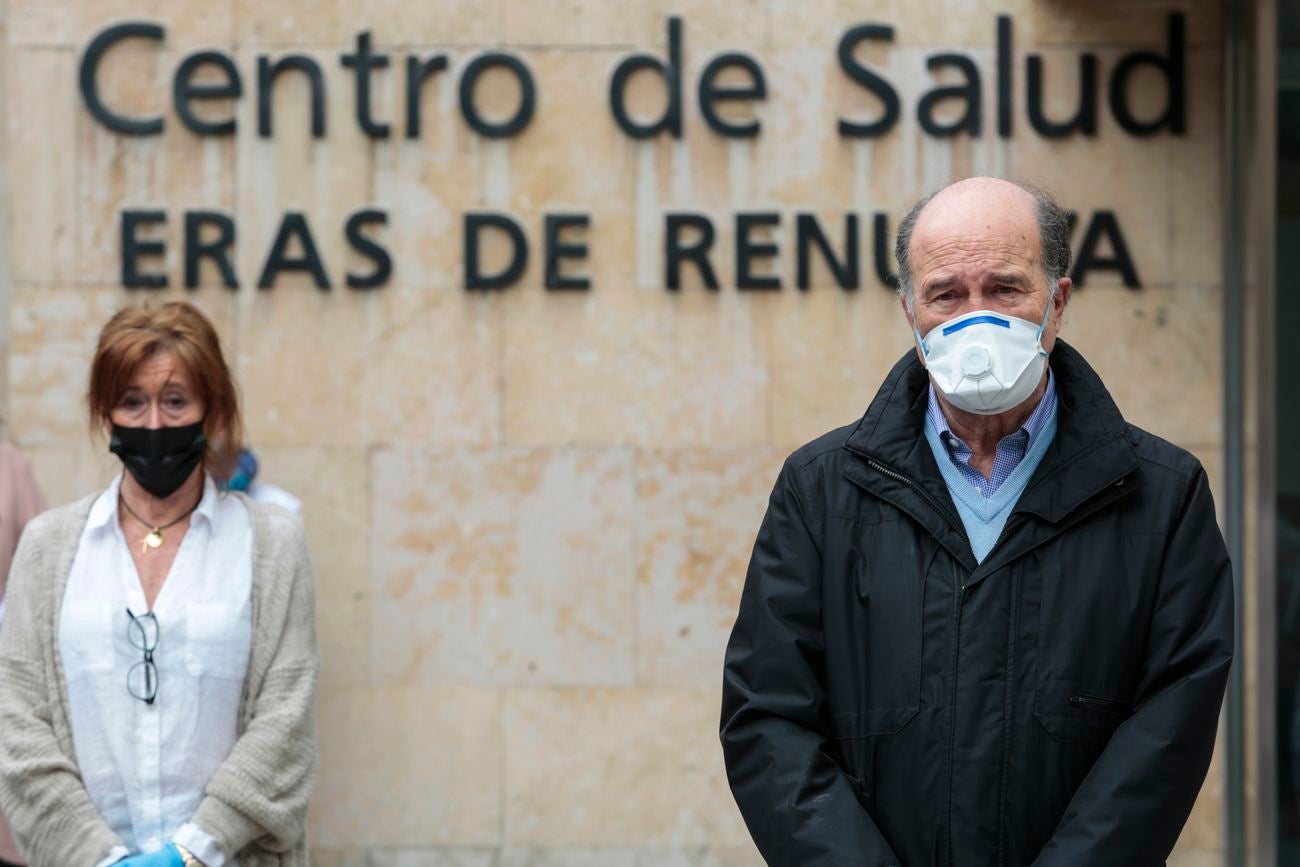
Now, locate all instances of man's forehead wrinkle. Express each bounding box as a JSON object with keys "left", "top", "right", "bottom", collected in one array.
[{"left": 913, "top": 236, "right": 1038, "bottom": 277}]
